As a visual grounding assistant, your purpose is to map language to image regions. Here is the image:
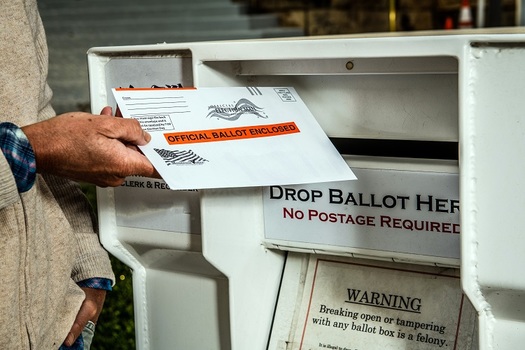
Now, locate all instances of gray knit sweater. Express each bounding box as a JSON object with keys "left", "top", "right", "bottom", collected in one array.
[{"left": 0, "top": 0, "right": 114, "bottom": 348}]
